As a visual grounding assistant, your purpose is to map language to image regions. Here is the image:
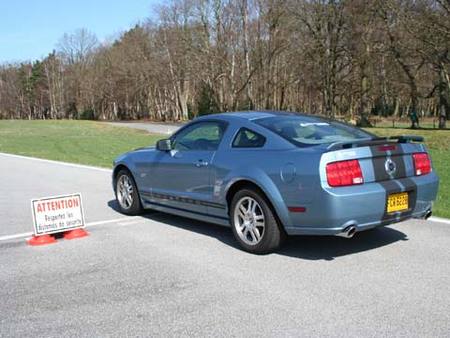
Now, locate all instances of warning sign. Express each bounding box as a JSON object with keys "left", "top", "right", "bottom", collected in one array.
[{"left": 31, "top": 193, "right": 85, "bottom": 235}]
